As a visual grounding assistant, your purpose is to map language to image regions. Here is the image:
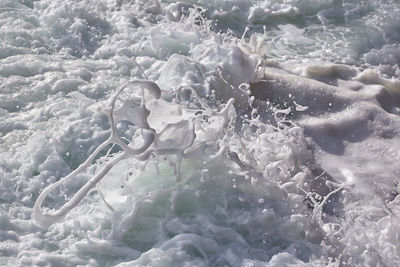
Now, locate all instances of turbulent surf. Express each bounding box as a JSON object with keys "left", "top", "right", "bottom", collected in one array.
[{"left": 1, "top": 0, "right": 400, "bottom": 266}]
